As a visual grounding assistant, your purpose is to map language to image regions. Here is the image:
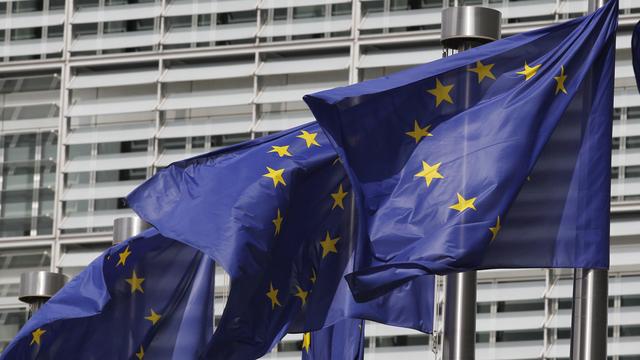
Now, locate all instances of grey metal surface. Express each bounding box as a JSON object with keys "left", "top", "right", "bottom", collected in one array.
[
  {"left": 113, "top": 216, "right": 152, "bottom": 244},
  {"left": 588, "top": 0, "right": 606, "bottom": 13},
  {"left": 441, "top": 6, "right": 502, "bottom": 49},
  {"left": 443, "top": 271, "right": 478, "bottom": 360},
  {"left": 570, "top": 269, "right": 608, "bottom": 360},
  {"left": 19, "top": 271, "right": 67, "bottom": 303}
]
